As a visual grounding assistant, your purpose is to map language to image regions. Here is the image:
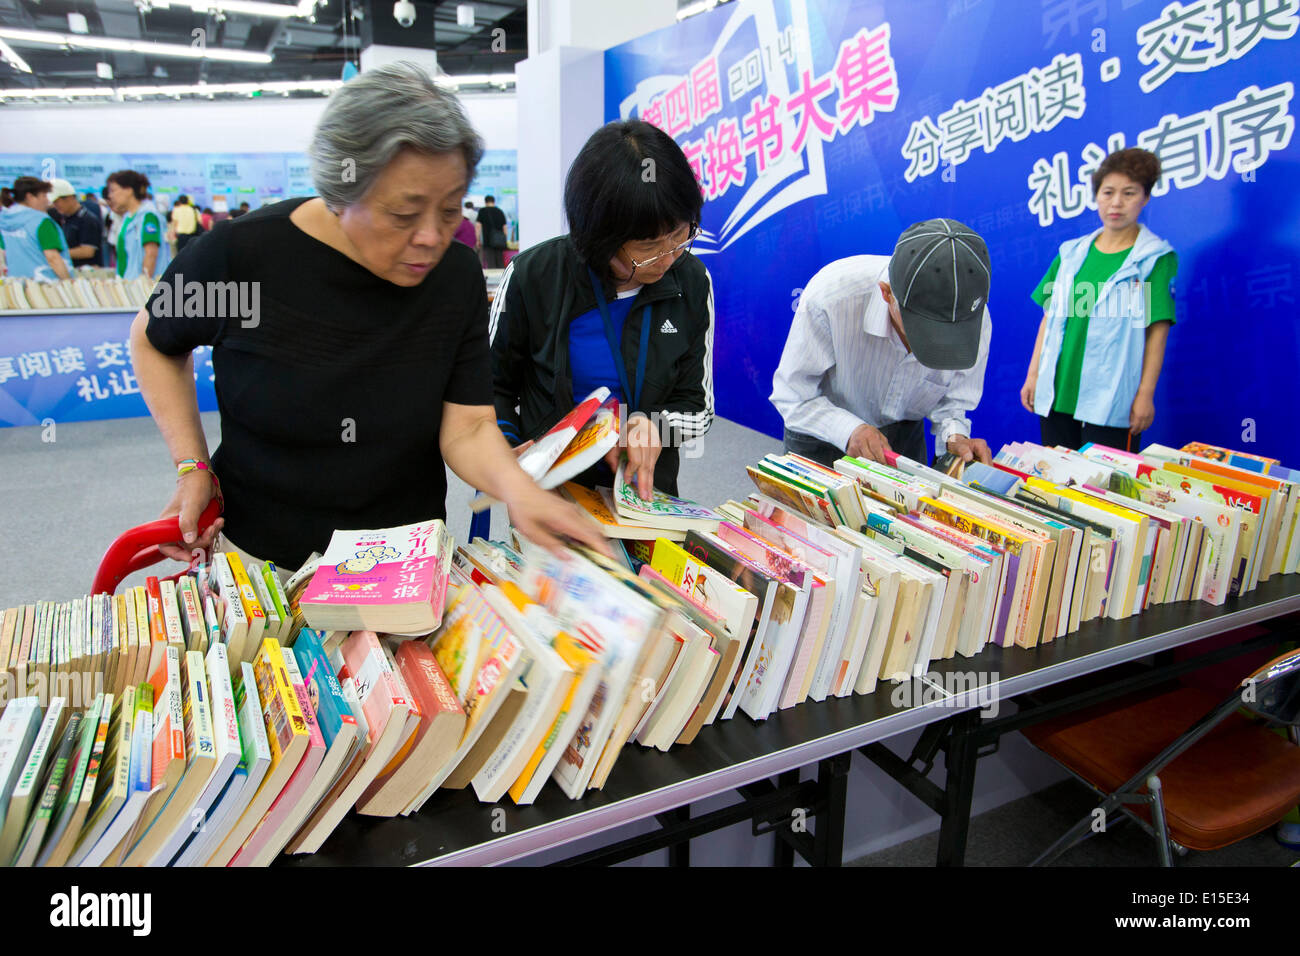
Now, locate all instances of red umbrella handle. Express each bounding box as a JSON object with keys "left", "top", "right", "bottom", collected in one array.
[{"left": 91, "top": 499, "right": 223, "bottom": 596}]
